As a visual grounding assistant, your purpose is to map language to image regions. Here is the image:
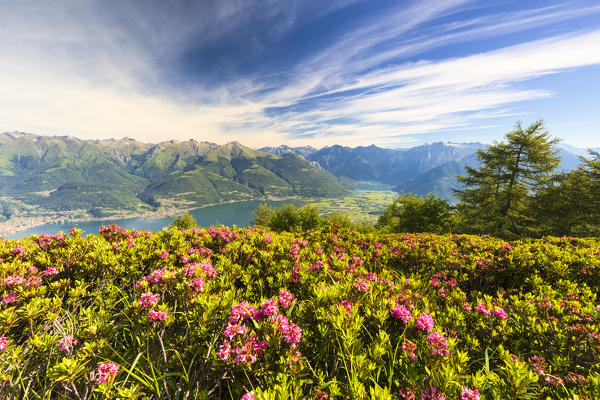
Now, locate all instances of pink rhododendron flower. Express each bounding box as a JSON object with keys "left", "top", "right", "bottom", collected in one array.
[
  {"left": 138, "top": 292, "right": 159, "bottom": 307},
  {"left": 270, "top": 314, "right": 289, "bottom": 328},
  {"left": 4, "top": 275, "right": 24, "bottom": 286},
  {"left": 476, "top": 303, "right": 490, "bottom": 315},
  {"left": 398, "top": 389, "right": 415, "bottom": 399},
  {"left": 340, "top": 300, "right": 352, "bottom": 313},
  {"left": 11, "top": 245, "right": 25, "bottom": 254},
  {"left": 149, "top": 309, "right": 168, "bottom": 322},
  {"left": 159, "top": 251, "right": 169, "bottom": 259},
  {"left": 494, "top": 307, "right": 508, "bottom": 320},
  {"left": 427, "top": 332, "right": 449, "bottom": 357},
  {"left": 261, "top": 298, "right": 279, "bottom": 316},
  {"left": 2, "top": 291, "right": 18, "bottom": 304},
  {"left": 224, "top": 323, "right": 247, "bottom": 339},
  {"left": 25, "top": 276, "right": 42, "bottom": 287},
  {"left": 539, "top": 299, "right": 552, "bottom": 309},
  {"left": 97, "top": 362, "right": 120, "bottom": 383},
  {"left": 354, "top": 278, "right": 369, "bottom": 292},
  {"left": 0, "top": 335, "right": 8, "bottom": 351},
  {"left": 58, "top": 335, "right": 78, "bottom": 353},
  {"left": 461, "top": 387, "right": 481, "bottom": 400},
  {"left": 391, "top": 304, "right": 412, "bottom": 324},
  {"left": 217, "top": 340, "right": 231, "bottom": 362},
  {"left": 462, "top": 302, "right": 472, "bottom": 311},
  {"left": 230, "top": 301, "right": 260, "bottom": 323},
  {"left": 290, "top": 272, "right": 300, "bottom": 282},
  {"left": 279, "top": 288, "right": 294, "bottom": 308},
  {"left": 232, "top": 333, "right": 268, "bottom": 365},
  {"left": 240, "top": 392, "right": 255, "bottom": 400},
  {"left": 281, "top": 322, "right": 302, "bottom": 348},
  {"left": 188, "top": 277, "right": 205, "bottom": 293},
  {"left": 201, "top": 262, "right": 217, "bottom": 278},
  {"left": 43, "top": 267, "right": 59, "bottom": 276},
  {"left": 416, "top": 313, "right": 435, "bottom": 331}
]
